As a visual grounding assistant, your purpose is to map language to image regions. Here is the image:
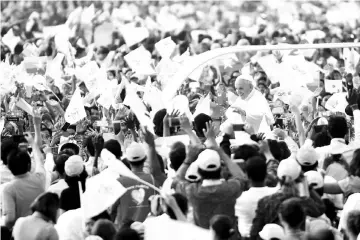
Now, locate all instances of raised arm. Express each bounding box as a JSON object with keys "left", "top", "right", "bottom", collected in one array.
[
  {"left": 33, "top": 109, "right": 43, "bottom": 148},
  {"left": 176, "top": 145, "right": 203, "bottom": 181},
  {"left": 24, "top": 132, "right": 46, "bottom": 185},
  {"left": 143, "top": 127, "right": 166, "bottom": 187},
  {"left": 163, "top": 194, "right": 187, "bottom": 222},
  {"left": 290, "top": 104, "right": 305, "bottom": 146},
  {"left": 92, "top": 134, "right": 104, "bottom": 175},
  {"left": 218, "top": 146, "right": 246, "bottom": 180},
  {"left": 204, "top": 122, "right": 246, "bottom": 180},
  {"left": 179, "top": 115, "right": 201, "bottom": 145}
]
